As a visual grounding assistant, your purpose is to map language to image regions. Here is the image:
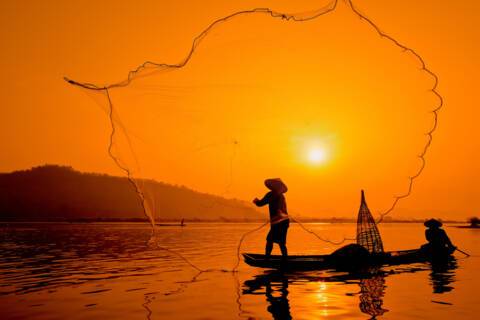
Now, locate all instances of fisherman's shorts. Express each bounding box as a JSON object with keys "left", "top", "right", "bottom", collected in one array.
[{"left": 267, "top": 219, "right": 289, "bottom": 244}]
